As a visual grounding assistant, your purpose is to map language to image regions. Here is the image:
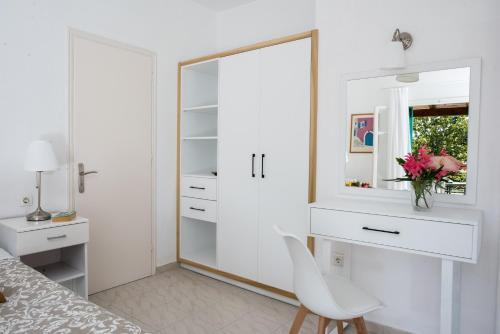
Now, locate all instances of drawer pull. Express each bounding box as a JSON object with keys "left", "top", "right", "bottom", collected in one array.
[
  {"left": 189, "top": 207, "right": 205, "bottom": 212},
  {"left": 47, "top": 234, "right": 67, "bottom": 240},
  {"left": 189, "top": 186, "right": 206, "bottom": 190},
  {"left": 362, "top": 227, "right": 400, "bottom": 235}
]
